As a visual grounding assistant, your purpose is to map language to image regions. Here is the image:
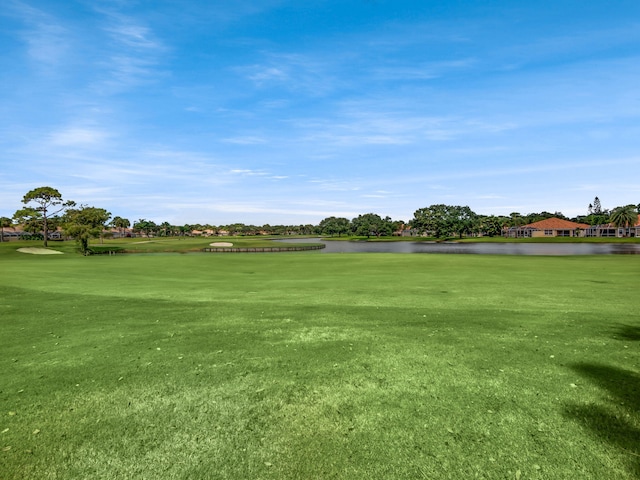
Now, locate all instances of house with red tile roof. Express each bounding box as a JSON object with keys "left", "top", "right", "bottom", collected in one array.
[{"left": 511, "top": 217, "right": 591, "bottom": 238}]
